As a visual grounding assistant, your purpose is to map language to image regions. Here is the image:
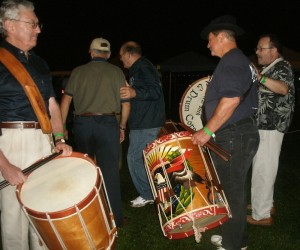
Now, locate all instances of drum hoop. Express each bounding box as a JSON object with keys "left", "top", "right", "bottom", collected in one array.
[
  {"left": 16, "top": 152, "right": 100, "bottom": 219},
  {"left": 179, "top": 76, "right": 210, "bottom": 131}
]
